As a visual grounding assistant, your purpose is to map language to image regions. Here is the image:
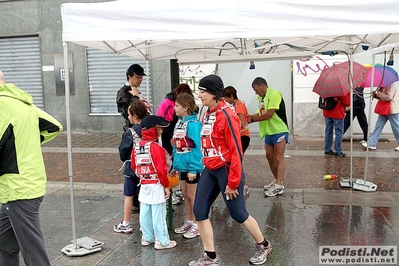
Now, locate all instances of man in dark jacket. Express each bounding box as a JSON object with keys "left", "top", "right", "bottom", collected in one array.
[{"left": 116, "top": 64, "right": 149, "bottom": 131}]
